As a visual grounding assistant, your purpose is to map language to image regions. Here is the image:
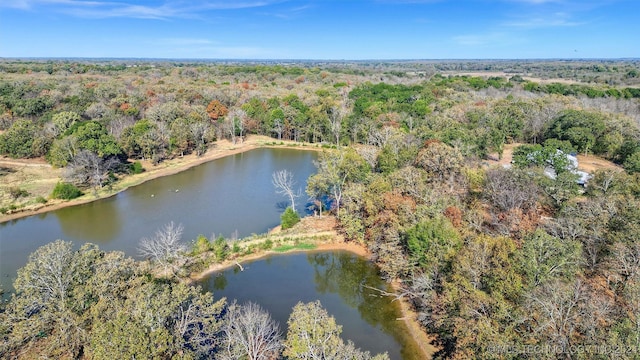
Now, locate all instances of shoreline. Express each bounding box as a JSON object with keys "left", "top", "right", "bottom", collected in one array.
[
  {"left": 0, "top": 136, "right": 322, "bottom": 223},
  {"left": 2, "top": 137, "right": 436, "bottom": 358},
  {"left": 187, "top": 240, "right": 369, "bottom": 282},
  {"left": 187, "top": 235, "right": 436, "bottom": 359}
]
